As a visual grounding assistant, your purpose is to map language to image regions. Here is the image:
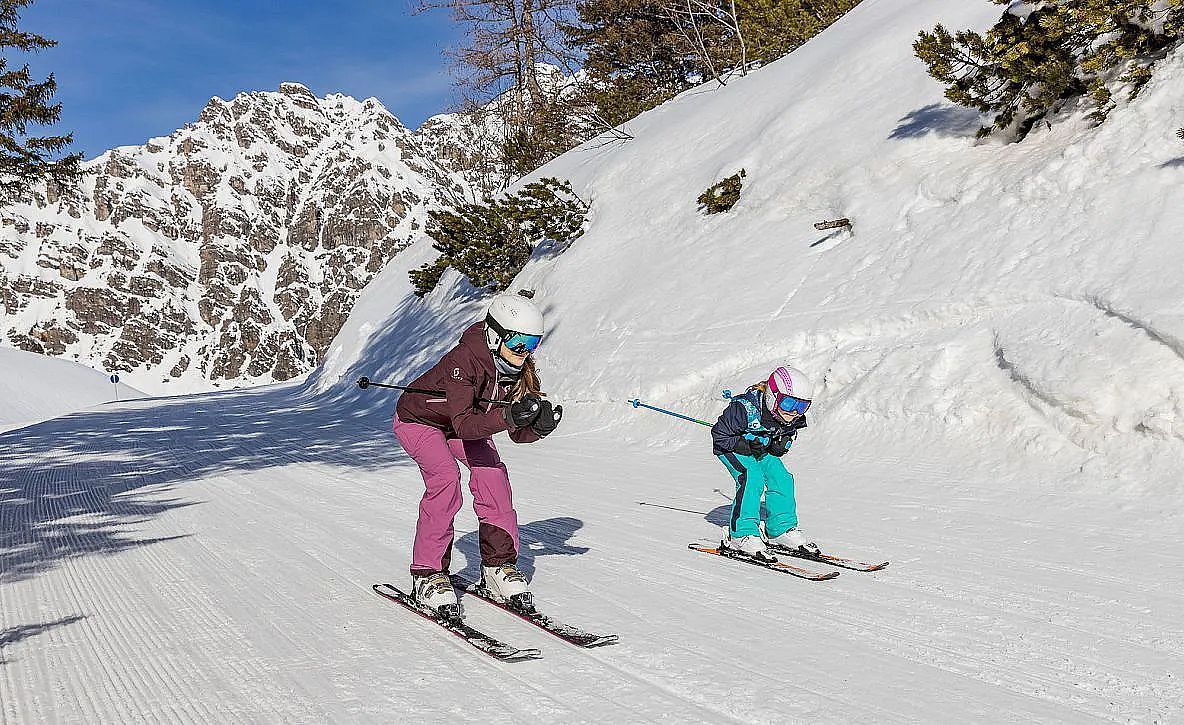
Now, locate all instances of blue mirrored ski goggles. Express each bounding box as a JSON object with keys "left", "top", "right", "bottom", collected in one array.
[
  {"left": 777, "top": 394, "right": 811, "bottom": 415},
  {"left": 502, "top": 332, "right": 542, "bottom": 354}
]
